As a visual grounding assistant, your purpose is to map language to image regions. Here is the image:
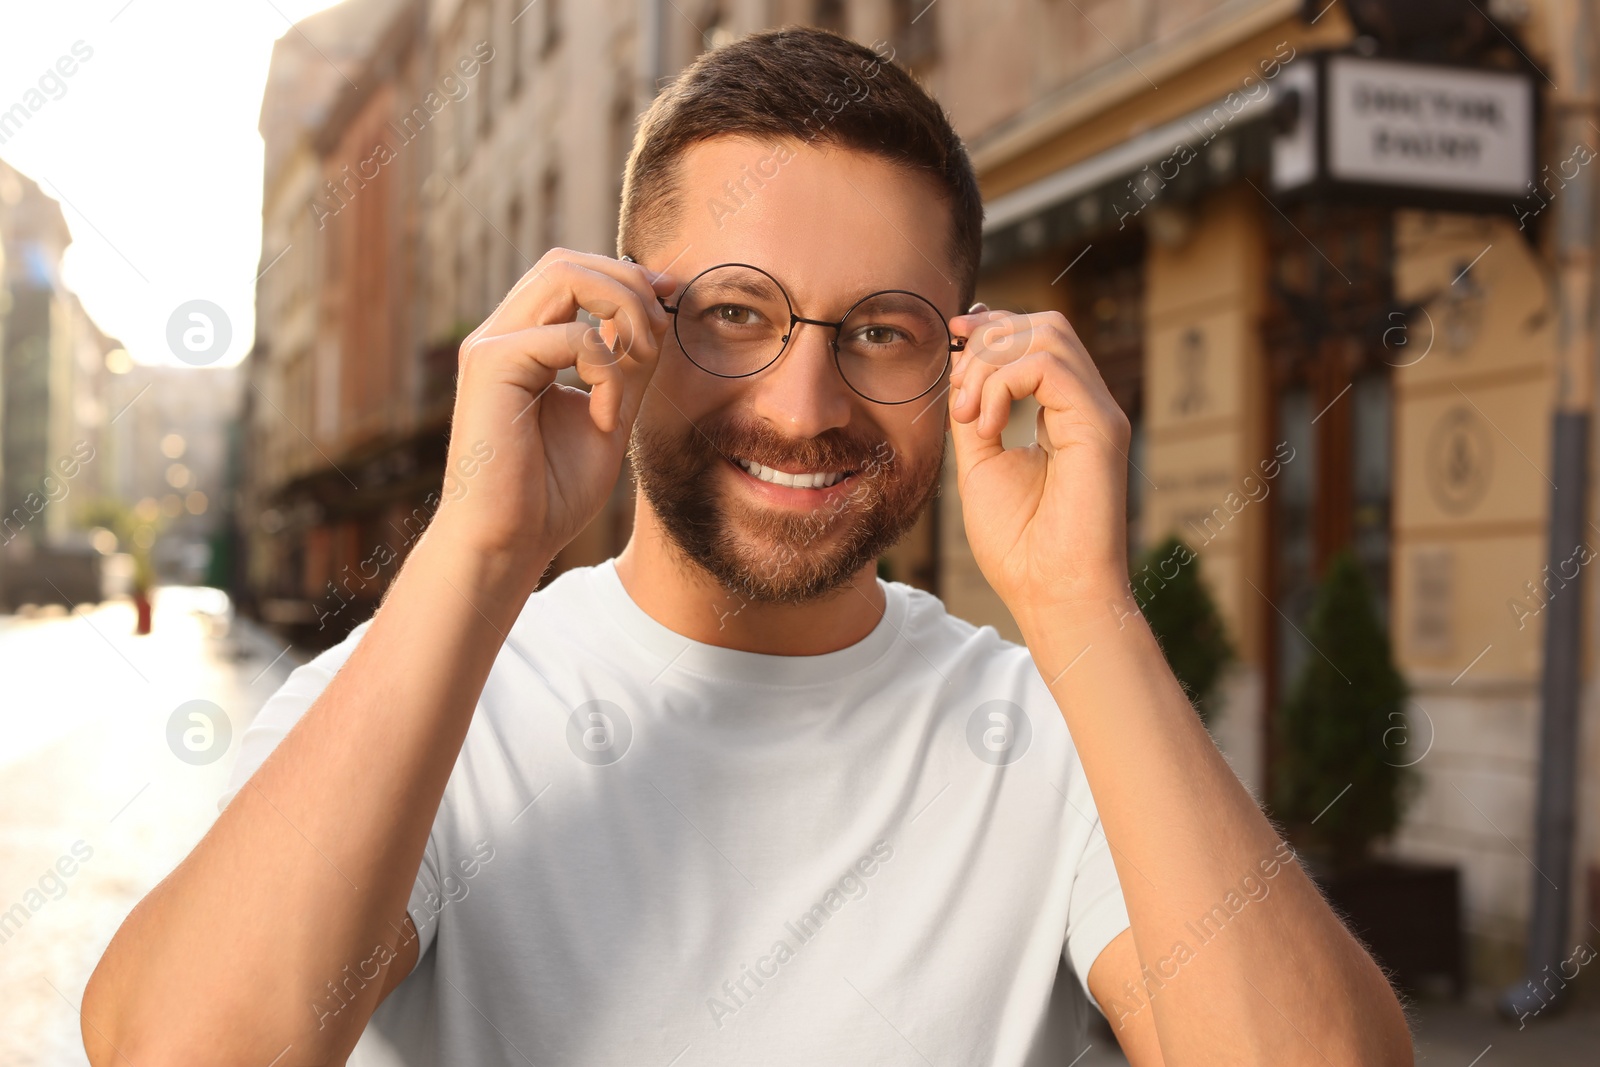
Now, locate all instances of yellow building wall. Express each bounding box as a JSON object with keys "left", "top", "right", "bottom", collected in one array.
[
  {"left": 949, "top": 0, "right": 1597, "bottom": 982},
  {"left": 940, "top": 183, "right": 1272, "bottom": 792},
  {"left": 1140, "top": 184, "right": 1271, "bottom": 794},
  {"left": 1386, "top": 211, "right": 1564, "bottom": 982}
]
